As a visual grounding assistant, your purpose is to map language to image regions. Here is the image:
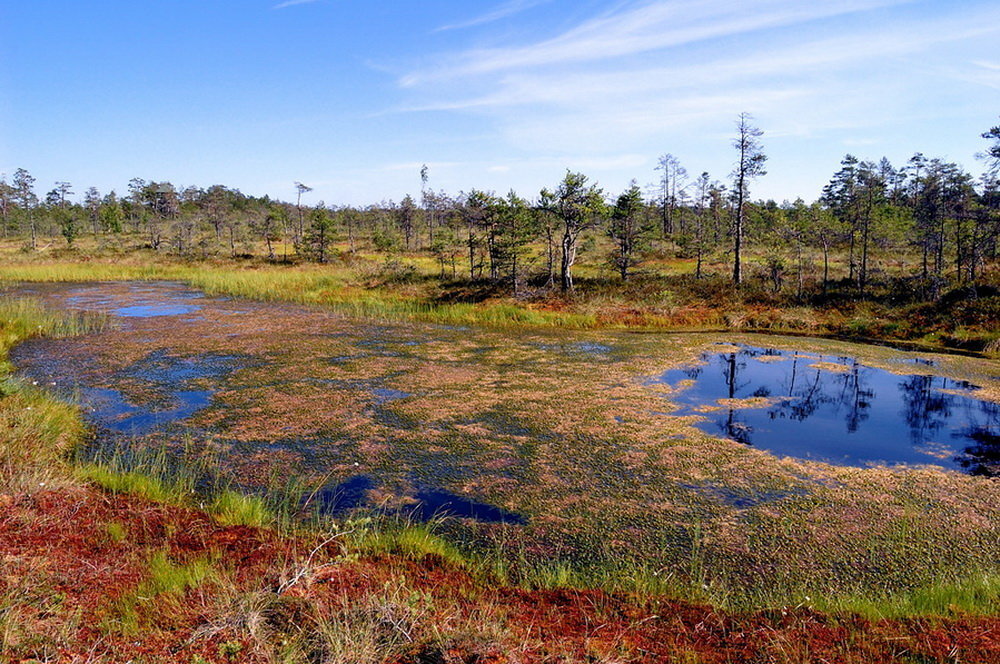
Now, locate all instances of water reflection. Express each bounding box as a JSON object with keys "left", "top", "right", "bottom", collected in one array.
[
  {"left": 312, "top": 475, "right": 525, "bottom": 523},
  {"left": 113, "top": 304, "right": 201, "bottom": 318},
  {"left": 659, "top": 345, "right": 1000, "bottom": 475},
  {"left": 87, "top": 387, "right": 213, "bottom": 436}
]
